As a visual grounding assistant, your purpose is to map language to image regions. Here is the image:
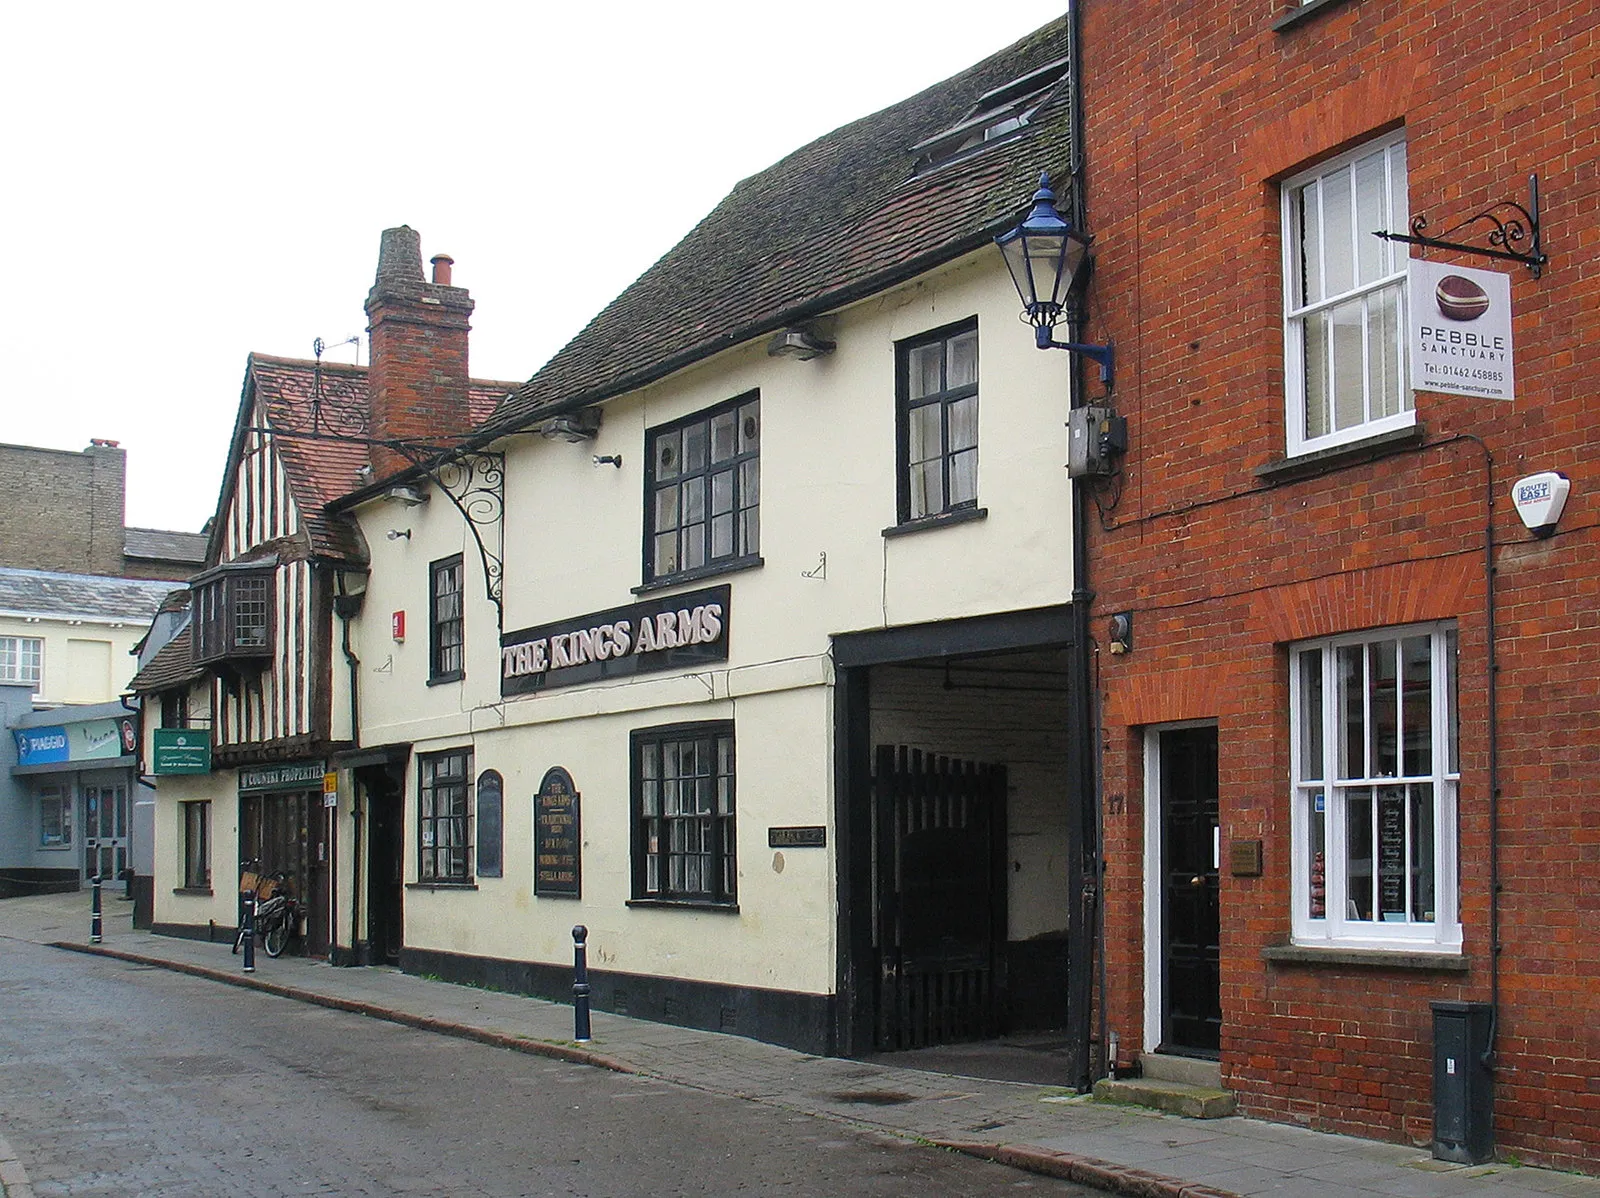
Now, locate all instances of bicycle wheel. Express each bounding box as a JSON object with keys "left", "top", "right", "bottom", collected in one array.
[{"left": 263, "top": 916, "right": 288, "bottom": 958}]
